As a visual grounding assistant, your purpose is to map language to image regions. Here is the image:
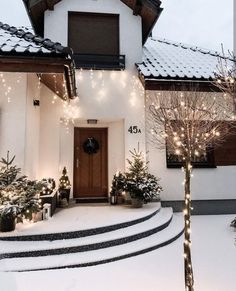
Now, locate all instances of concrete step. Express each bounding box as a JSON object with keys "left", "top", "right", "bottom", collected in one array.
[
  {"left": 0, "top": 208, "right": 173, "bottom": 258},
  {"left": 0, "top": 203, "right": 161, "bottom": 241},
  {"left": 0, "top": 214, "right": 184, "bottom": 272}
]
